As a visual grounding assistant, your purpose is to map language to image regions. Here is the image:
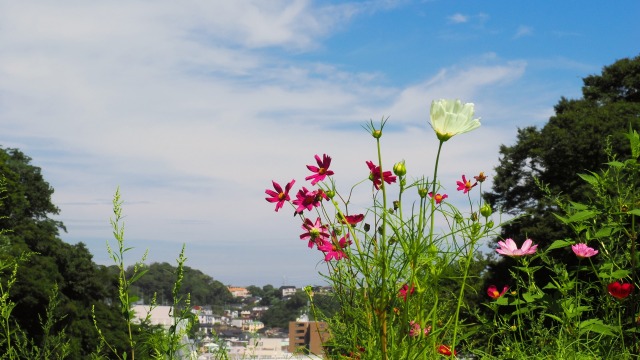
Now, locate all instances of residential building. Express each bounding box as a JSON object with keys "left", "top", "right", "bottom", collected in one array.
[
  {"left": 227, "top": 286, "right": 250, "bottom": 298},
  {"left": 279, "top": 285, "right": 297, "bottom": 298},
  {"left": 288, "top": 321, "right": 329, "bottom": 356}
]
